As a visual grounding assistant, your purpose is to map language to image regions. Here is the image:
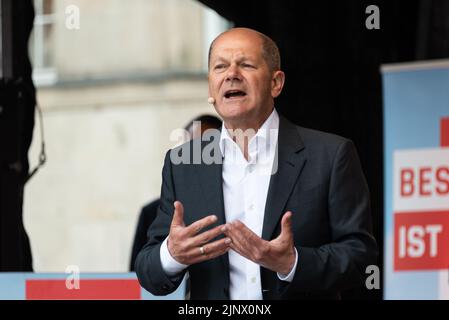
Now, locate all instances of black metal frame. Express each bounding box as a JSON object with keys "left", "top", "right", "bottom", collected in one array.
[{"left": 0, "top": 0, "right": 34, "bottom": 271}]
